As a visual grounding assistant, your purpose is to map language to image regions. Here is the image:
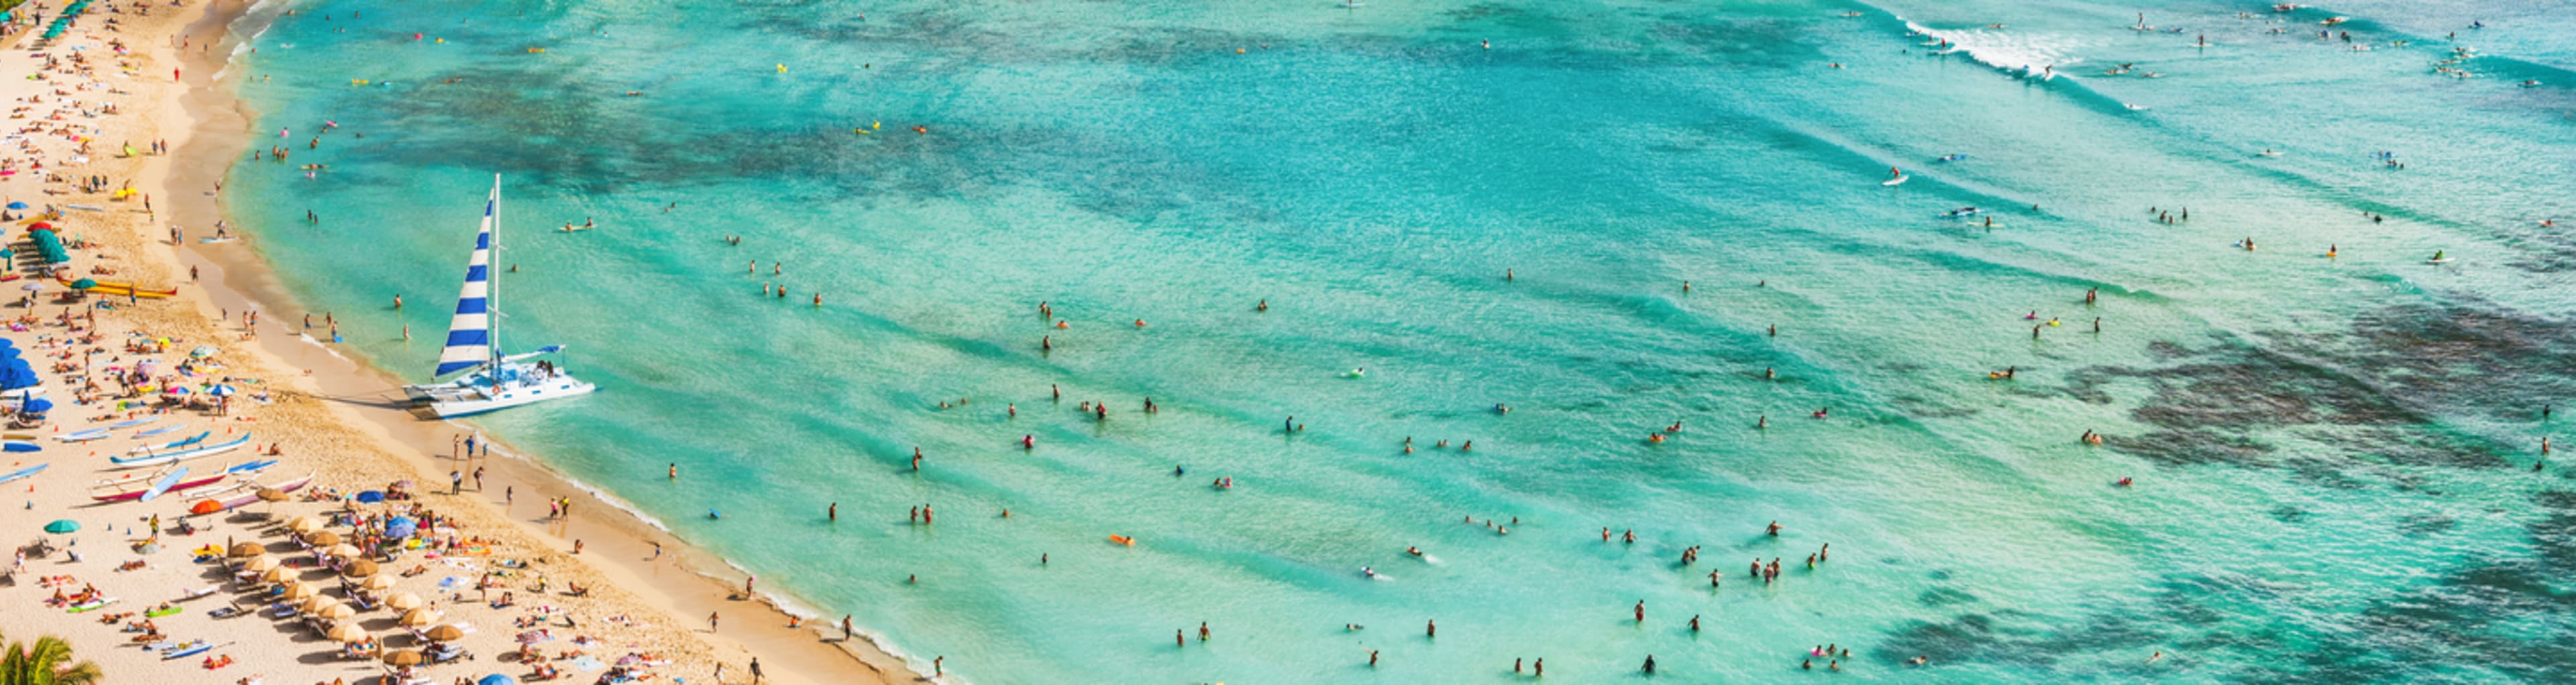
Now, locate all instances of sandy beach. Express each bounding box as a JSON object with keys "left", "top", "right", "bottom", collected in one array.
[{"left": 0, "top": 1, "right": 921, "bottom": 683}]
